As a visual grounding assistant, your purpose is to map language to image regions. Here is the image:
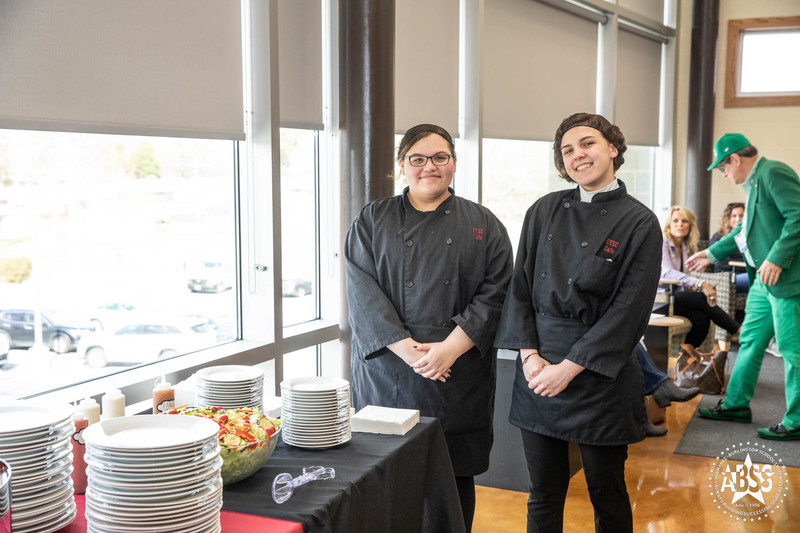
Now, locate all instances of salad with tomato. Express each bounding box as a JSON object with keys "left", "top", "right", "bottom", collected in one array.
[{"left": 167, "top": 406, "right": 281, "bottom": 484}]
